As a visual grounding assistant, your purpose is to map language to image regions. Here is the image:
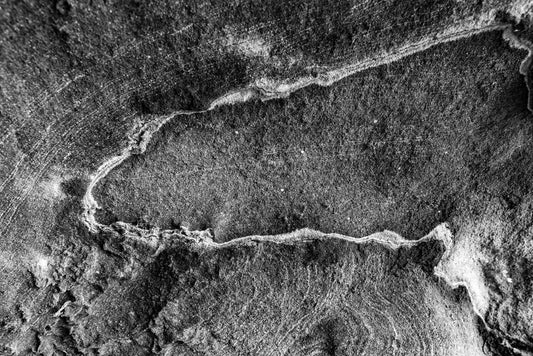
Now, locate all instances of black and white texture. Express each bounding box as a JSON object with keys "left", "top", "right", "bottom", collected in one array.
[{"left": 1, "top": 0, "right": 533, "bottom": 355}]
